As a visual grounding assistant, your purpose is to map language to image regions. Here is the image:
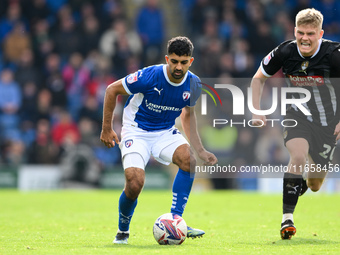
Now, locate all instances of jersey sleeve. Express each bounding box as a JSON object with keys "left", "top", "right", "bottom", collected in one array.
[
  {"left": 122, "top": 67, "right": 153, "bottom": 95},
  {"left": 260, "top": 44, "right": 285, "bottom": 77},
  {"left": 330, "top": 47, "right": 340, "bottom": 77},
  {"left": 189, "top": 76, "right": 202, "bottom": 107}
]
